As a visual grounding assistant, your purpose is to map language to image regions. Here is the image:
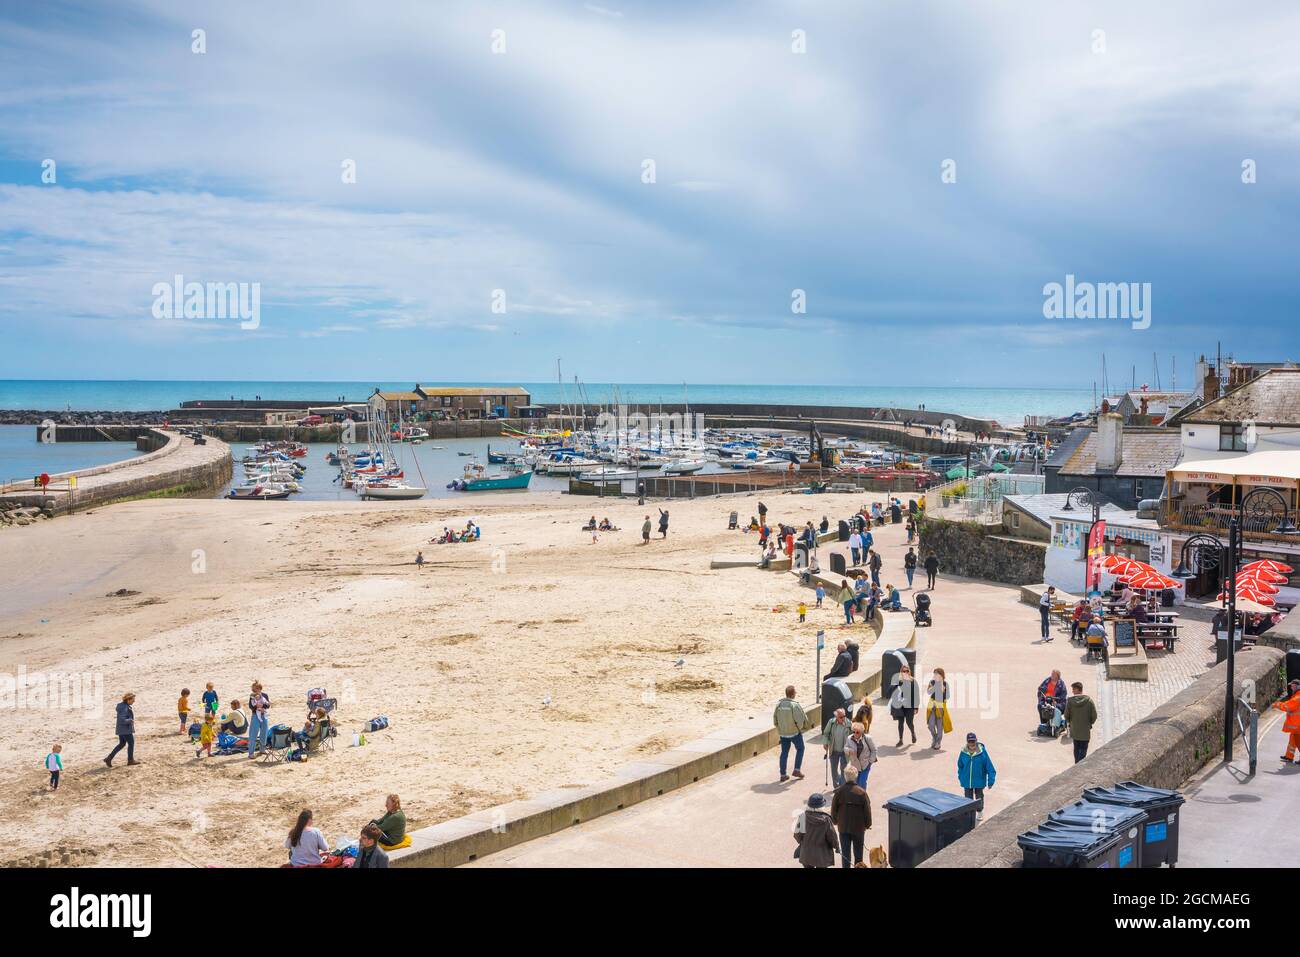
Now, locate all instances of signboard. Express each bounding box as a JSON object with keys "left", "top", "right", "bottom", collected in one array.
[
  {"left": 816, "top": 630, "right": 825, "bottom": 651},
  {"left": 68, "top": 475, "right": 77, "bottom": 489},
  {"left": 1087, "top": 520, "right": 1107, "bottom": 591},
  {"left": 1112, "top": 618, "right": 1137, "bottom": 649}
]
